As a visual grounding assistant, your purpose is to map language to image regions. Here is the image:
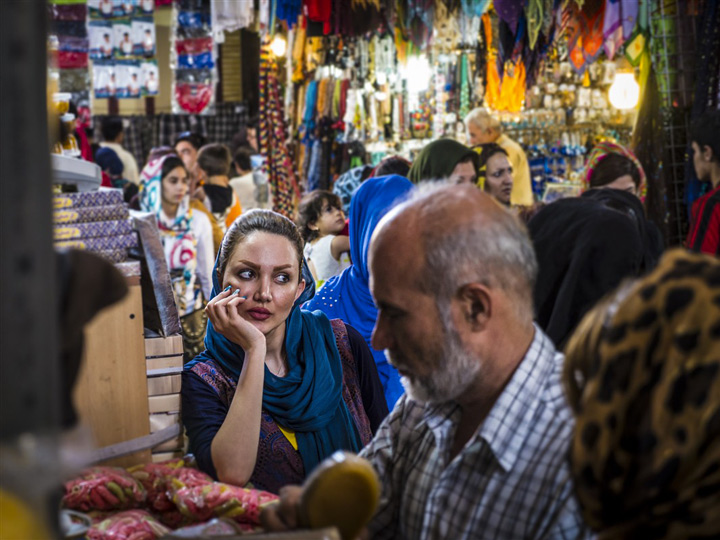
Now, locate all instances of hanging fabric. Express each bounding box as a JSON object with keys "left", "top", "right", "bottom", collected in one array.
[
  {"left": 210, "top": 0, "right": 254, "bottom": 38},
  {"left": 525, "top": 0, "right": 543, "bottom": 50},
  {"left": 259, "top": 43, "right": 300, "bottom": 218}
]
